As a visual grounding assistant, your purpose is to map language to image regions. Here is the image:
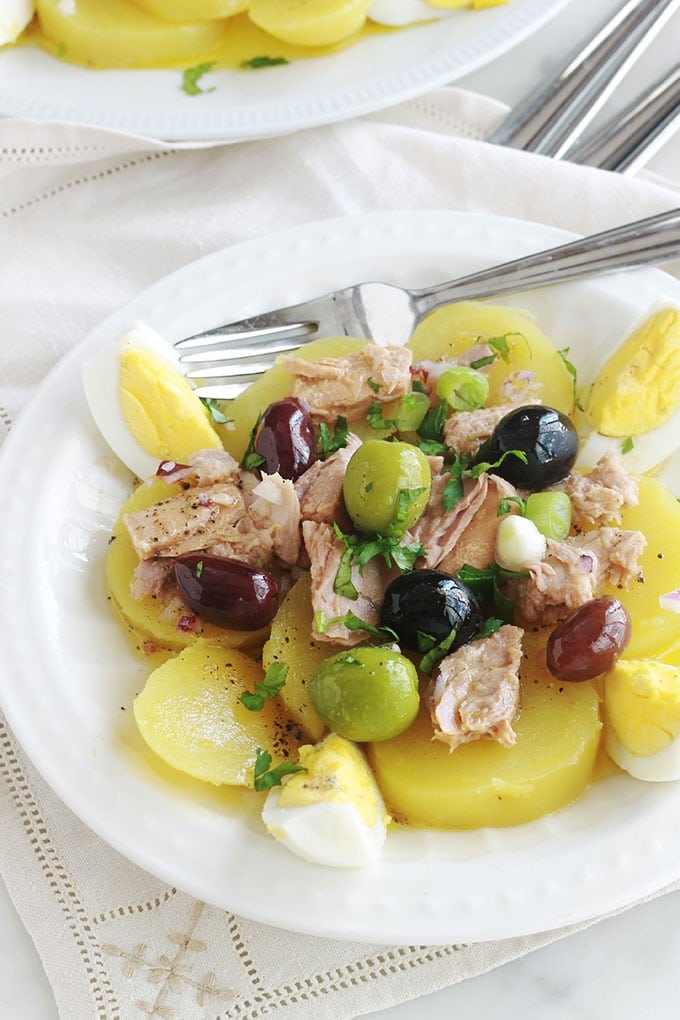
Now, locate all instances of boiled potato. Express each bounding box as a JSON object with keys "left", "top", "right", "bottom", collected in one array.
[
  {"left": 262, "top": 574, "right": 330, "bottom": 742},
  {"left": 106, "top": 478, "right": 269, "bottom": 651},
  {"left": 368, "top": 631, "right": 602, "bottom": 829},
  {"left": 248, "top": 0, "right": 371, "bottom": 46},
  {"left": 602, "top": 476, "right": 680, "bottom": 661},
  {"left": 218, "top": 336, "right": 367, "bottom": 460},
  {"left": 37, "top": 0, "right": 228, "bottom": 68},
  {"left": 134, "top": 640, "right": 302, "bottom": 786},
  {"left": 133, "top": 0, "right": 248, "bottom": 21},
  {"left": 407, "top": 301, "right": 574, "bottom": 414}
]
